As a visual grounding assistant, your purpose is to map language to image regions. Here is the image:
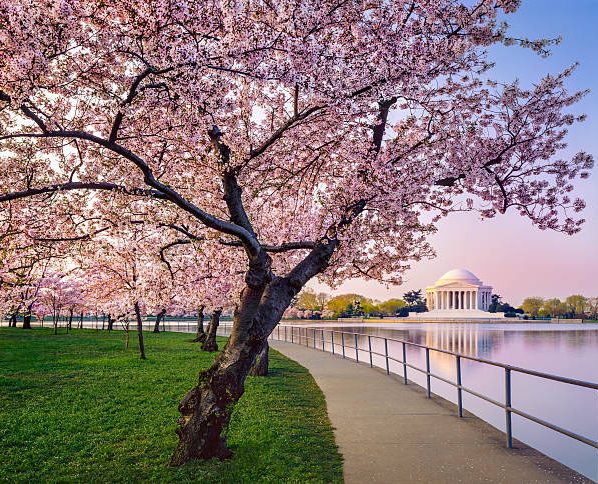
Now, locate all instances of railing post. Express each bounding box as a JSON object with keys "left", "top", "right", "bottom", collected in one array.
[
  {"left": 505, "top": 368, "right": 513, "bottom": 448},
  {"left": 305, "top": 327, "right": 309, "bottom": 347},
  {"left": 384, "top": 338, "right": 389, "bottom": 375},
  {"left": 313, "top": 328, "right": 316, "bottom": 348},
  {"left": 456, "top": 355, "right": 463, "bottom": 417},
  {"left": 285, "top": 325, "right": 287, "bottom": 342},
  {"left": 368, "top": 335, "right": 373, "bottom": 367},
  {"left": 355, "top": 334, "right": 359, "bottom": 362},
  {"left": 425, "top": 347, "right": 431, "bottom": 399},
  {"left": 291, "top": 326, "right": 294, "bottom": 343},
  {"left": 402, "top": 342, "right": 408, "bottom": 384},
  {"left": 322, "top": 330, "right": 325, "bottom": 351},
  {"left": 341, "top": 333, "right": 345, "bottom": 358},
  {"left": 331, "top": 332, "right": 335, "bottom": 355}
]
